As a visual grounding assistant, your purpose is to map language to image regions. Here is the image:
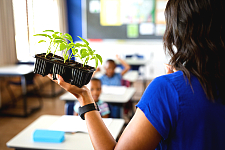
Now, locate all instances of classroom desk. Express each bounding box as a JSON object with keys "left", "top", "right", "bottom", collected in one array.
[
  {"left": 122, "top": 70, "right": 139, "bottom": 83},
  {"left": 6, "top": 115, "right": 125, "bottom": 150},
  {"left": 60, "top": 87, "right": 136, "bottom": 103},
  {"left": 115, "top": 58, "right": 149, "bottom": 66},
  {"left": 0, "top": 64, "right": 42, "bottom": 117},
  {"left": 60, "top": 87, "right": 136, "bottom": 117}
]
